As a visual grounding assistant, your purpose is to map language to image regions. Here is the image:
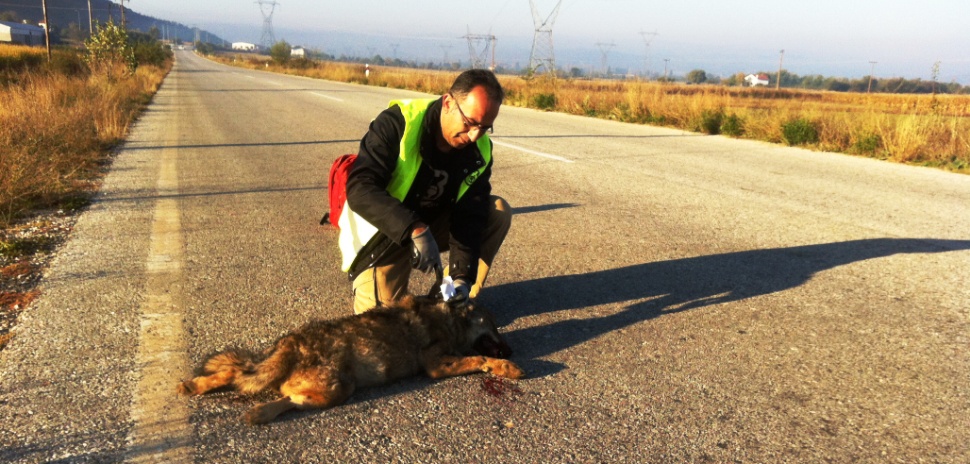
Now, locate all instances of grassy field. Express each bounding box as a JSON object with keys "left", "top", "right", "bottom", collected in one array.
[
  {"left": 214, "top": 54, "right": 970, "bottom": 173},
  {"left": 1, "top": 42, "right": 171, "bottom": 350},
  {"left": 0, "top": 44, "right": 170, "bottom": 225}
]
